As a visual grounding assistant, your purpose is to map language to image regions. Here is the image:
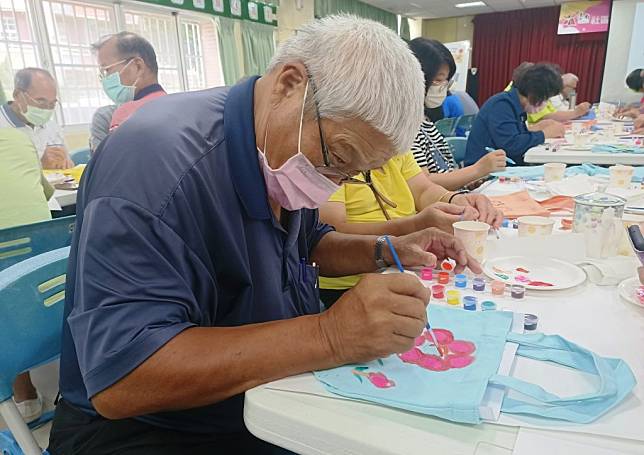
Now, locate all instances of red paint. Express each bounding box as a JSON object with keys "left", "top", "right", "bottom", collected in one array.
[
  {"left": 527, "top": 280, "right": 554, "bottom": 287},
  {"left": 516, "top": 267, "right": 530, "bottom": 273}
]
